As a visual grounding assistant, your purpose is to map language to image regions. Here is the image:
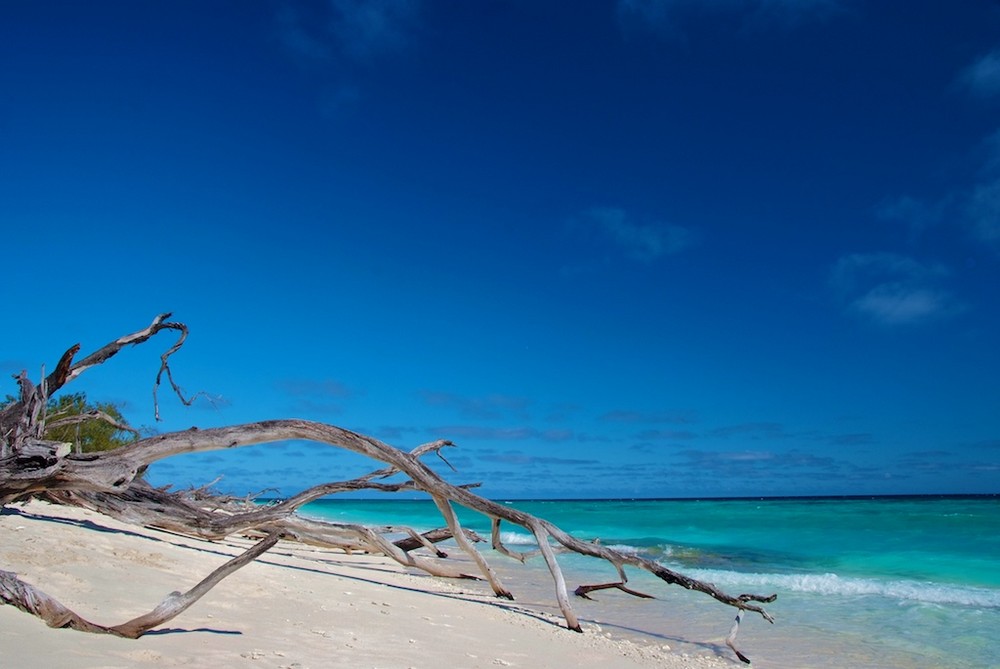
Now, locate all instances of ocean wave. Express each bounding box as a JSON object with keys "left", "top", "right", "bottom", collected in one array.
[
  {"left": 499, "top": 531, "right": 537, "bottom": 546},
  {"left": 674, "top": 567, "right": 1000, "bottom": 608}
]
